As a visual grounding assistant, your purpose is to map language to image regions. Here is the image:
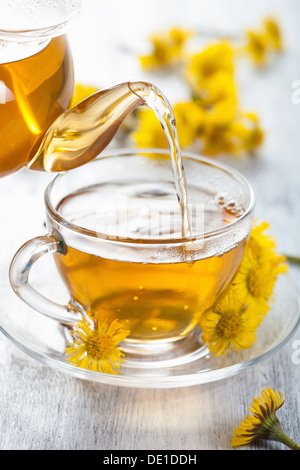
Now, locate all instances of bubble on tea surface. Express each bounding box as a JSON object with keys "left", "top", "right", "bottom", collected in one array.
[{"left": 216, "top": 193, "right": 245, "bottom": 218}]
